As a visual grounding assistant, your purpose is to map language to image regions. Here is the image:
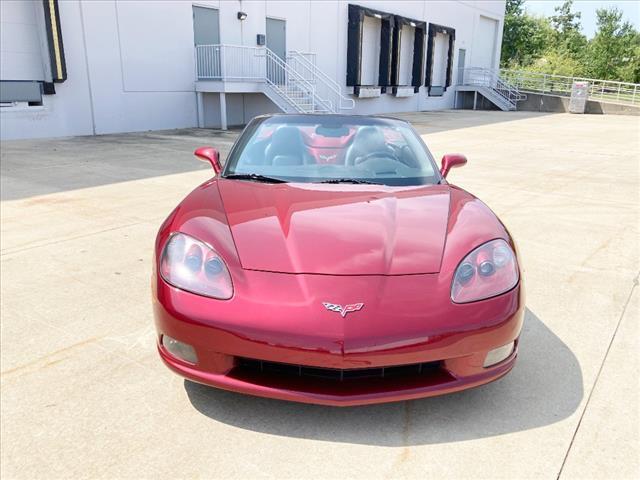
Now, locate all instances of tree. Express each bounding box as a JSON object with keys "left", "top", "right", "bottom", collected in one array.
[
  {"left": 549, "top": 0, "right": 587, "bottom": 58},
  {"left": 530, "top": 50, "right": 585, "bottom": 77},
  {"left": 550, "top": 0, "right": 581, "bottom": 34},
  {"left": 501, "top": 0, "right": 528, "bottom": 65},
  {"left": 500, "top": 1, "right": 639, "bottom": 83},
  {"left": 587, "top": 7, "right": 640, "bottom": 82},
  {"left": 501, "top": 0, "right": 552, "bottom": 67},
  {"left": 617, "top": 43, "right": 640, "bottom": 83}
]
